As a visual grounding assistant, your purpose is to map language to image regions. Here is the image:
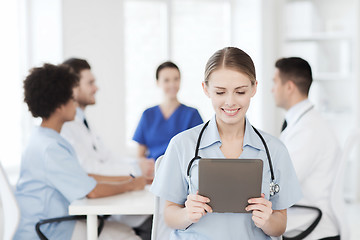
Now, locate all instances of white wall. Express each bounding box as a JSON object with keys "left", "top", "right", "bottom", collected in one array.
[
  {"left": 355, "top": 0, "right": 360, "bottom": 201},
  {"left": 62, "top": 0, "right": 127, "bottom": 155},
  {"left": 259, "top": 0, "right": 285, "bottom": 136},
  {"left": 0, "top": 0, "right": 22, "bottom": 171}
]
